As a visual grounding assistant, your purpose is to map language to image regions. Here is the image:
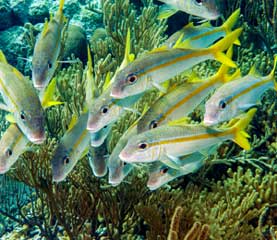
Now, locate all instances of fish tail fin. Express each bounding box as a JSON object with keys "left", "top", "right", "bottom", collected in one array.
[
  {"left": 158, "top": 4, "right": 178, "bottom": 19},
  {"left": 59, "top": 0, "right": 65, "bottom": 13},
  {"left": 0, "top": 50, "right": 8, "bottom": 63},
  {"left": 209, "top": 28, "right": 242, "bottom": 68},
  {"left": 216, "top": 46, "right": 241, "bottom": 83},
  {"left": 231, "top": 108, "right": 256, "bottom": 150},
  {"left": 87, "top": 45, "right": 93, "bottom": 72},
  {"left": 41, "top": 78, "right": 63, "bottom": 109},
  {"left": 221, "top": 9, "right": 241, "bottom": 45},
  {"left": 269, "top": 55, "right": 277, "bottom": 90}
]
